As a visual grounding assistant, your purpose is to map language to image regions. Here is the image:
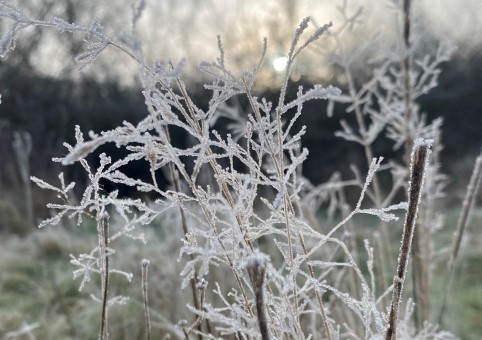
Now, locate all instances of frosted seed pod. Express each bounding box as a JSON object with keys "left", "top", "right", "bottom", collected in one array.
[{"left": 147, "top": 149, "right": 156, "bottom": 164}]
